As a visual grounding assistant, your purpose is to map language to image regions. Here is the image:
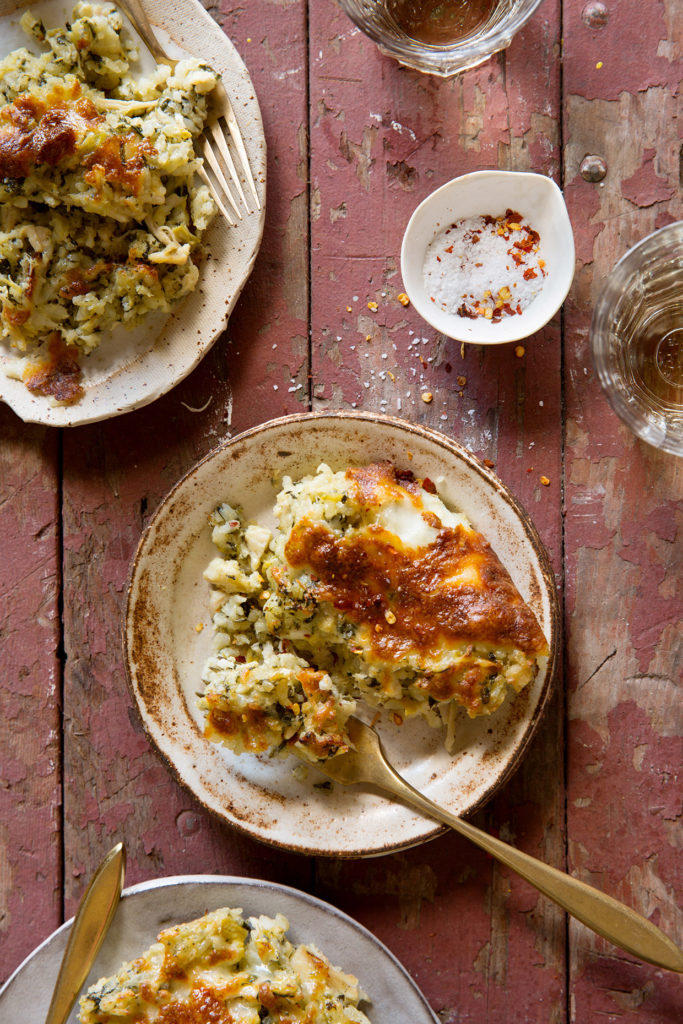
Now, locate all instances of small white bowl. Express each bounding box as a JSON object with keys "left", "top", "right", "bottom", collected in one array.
[{"left": 401, "top": 170, "right": 575, "bottom": 345}]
